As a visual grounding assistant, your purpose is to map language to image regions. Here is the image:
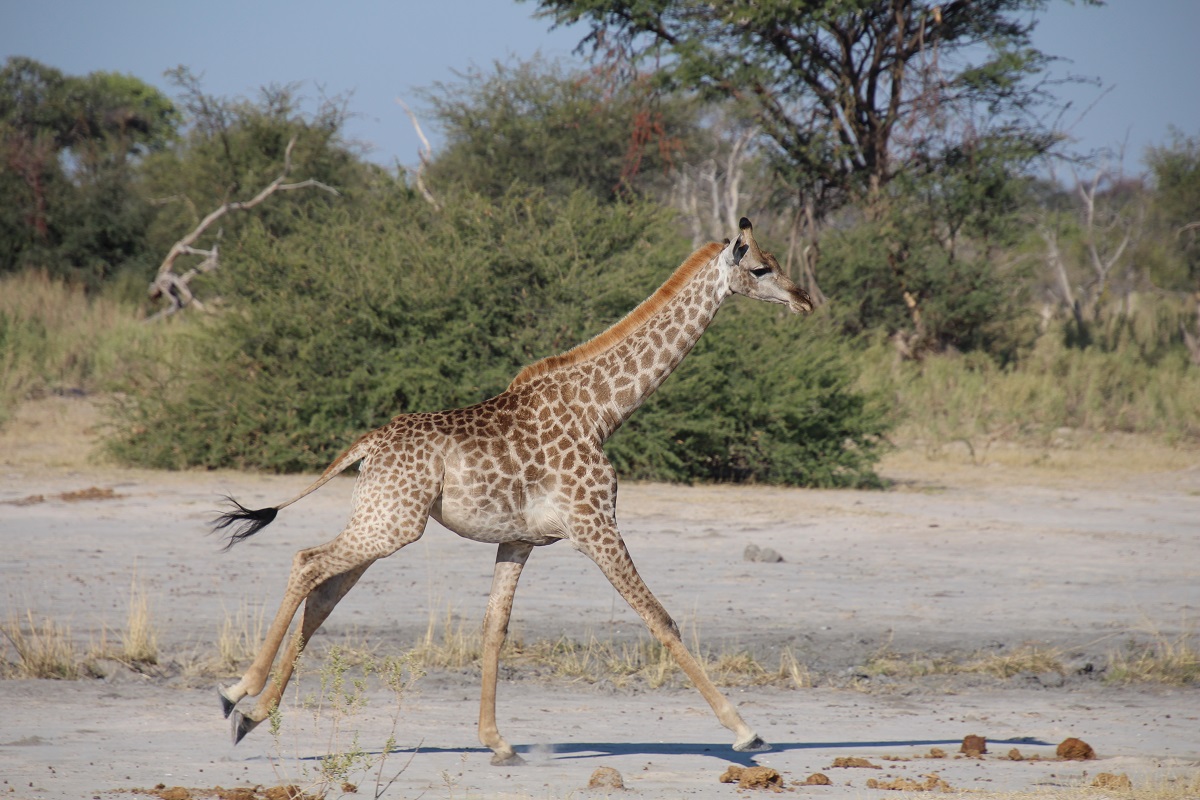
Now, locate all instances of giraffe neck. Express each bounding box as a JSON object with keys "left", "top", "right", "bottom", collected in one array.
[
  {"left": 592, "top": 258, "right": 726, "bottom": 438},
  {"left": 524, "top": 245, "right": 729, "bottom": 441}
]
